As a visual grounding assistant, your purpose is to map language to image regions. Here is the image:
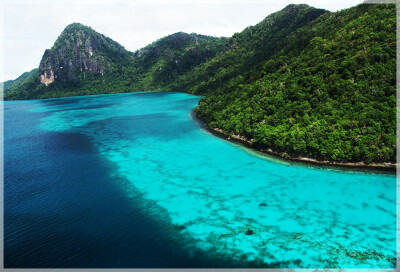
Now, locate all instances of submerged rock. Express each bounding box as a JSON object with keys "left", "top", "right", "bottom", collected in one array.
[
  {"left": 245, "top": 229, "right": 255, "bottom": 235},
  {"left": 173, "top": 224, "right": 186, "bottom": 231}
]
